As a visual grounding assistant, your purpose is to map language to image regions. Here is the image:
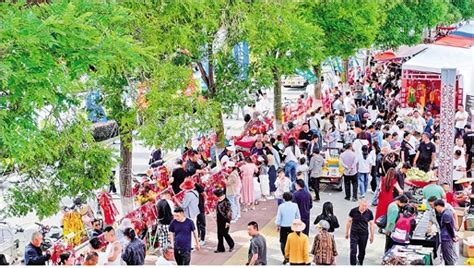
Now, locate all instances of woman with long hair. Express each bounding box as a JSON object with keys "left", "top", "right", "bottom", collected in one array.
[
  {"left": 225, "top": 162, "right": 242, "bottom": 222},
  {"left": 283, "top": 137, "right": 301, "bottom": 182},
  {"left": 353, "top": 132, "right": 370, "bottom": 158},
  {"left": 356, "top": 145, "right": 375, "bottom": 198},
  {"left": 375, "top": 168, "right": 403, "bottom": 221},
  {"left": 325, "top": 125, "right": 340, "bottom": 148},
  {"left": 240, "top": 156, "right": 258, "bottom": 211},
  {"left": 313, "top": 202, "right": 340, "bottom": 233},
  {"left": 121, "top": 228, "right": 146, "bottom": 265}
]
